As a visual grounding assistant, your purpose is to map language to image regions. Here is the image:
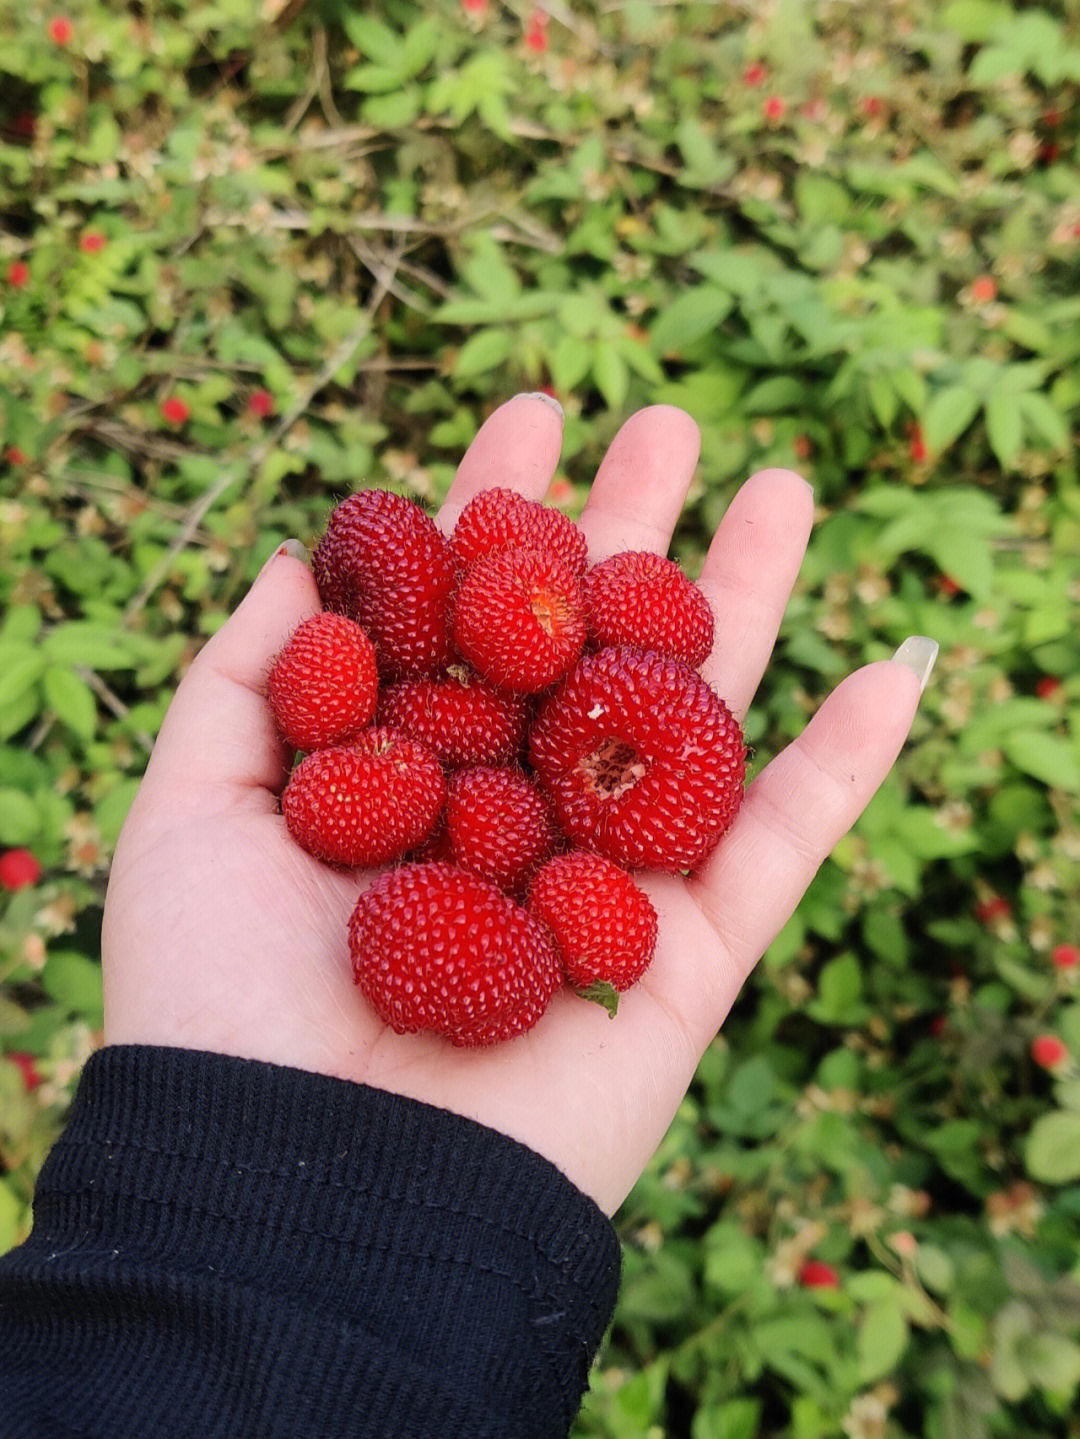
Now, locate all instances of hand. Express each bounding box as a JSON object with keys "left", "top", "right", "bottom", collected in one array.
[{"left": 102, "top": 396, "right": 928, "bottom": 1216}]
